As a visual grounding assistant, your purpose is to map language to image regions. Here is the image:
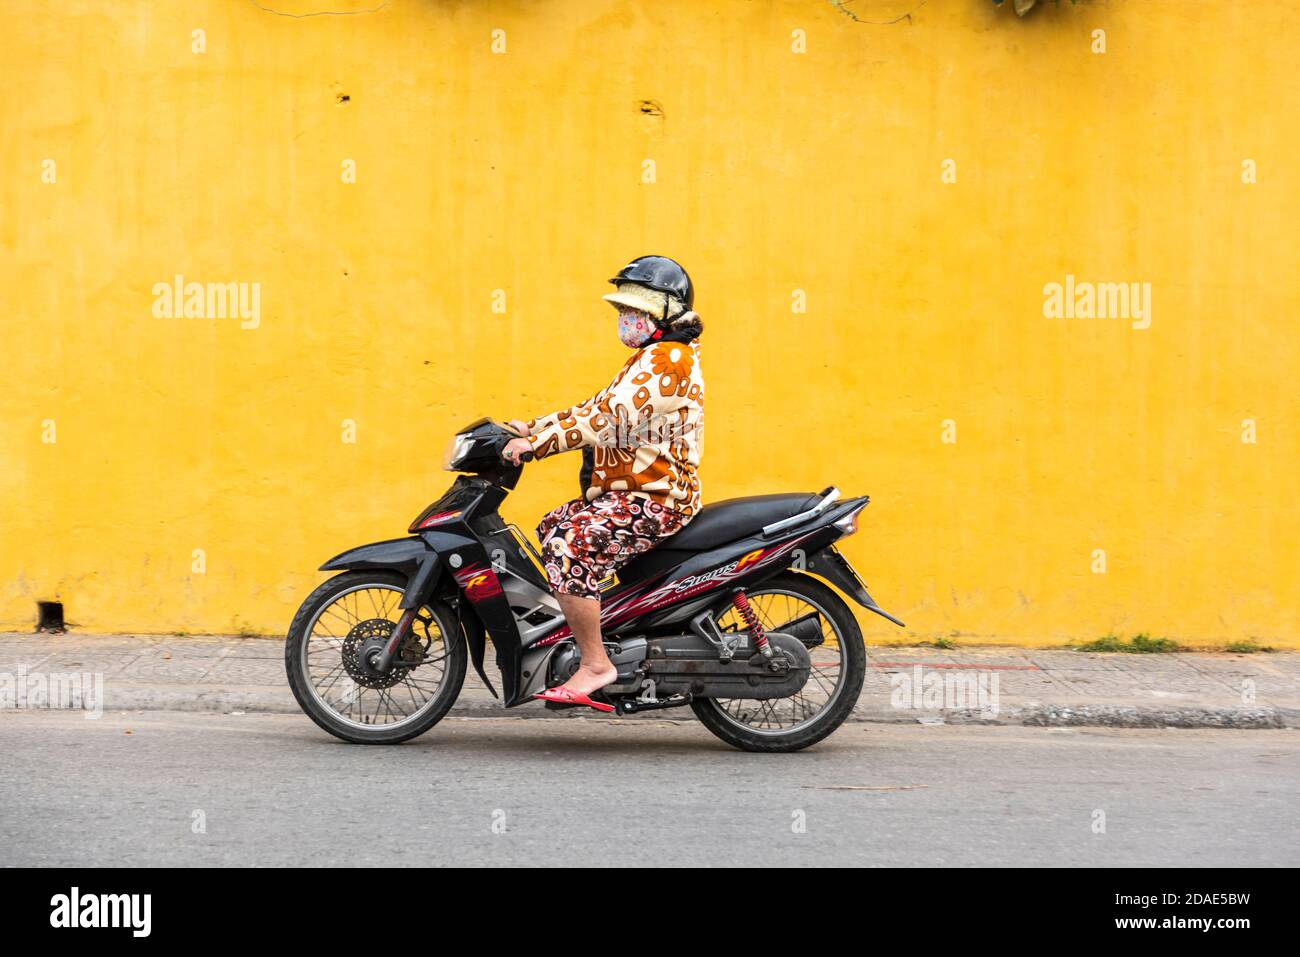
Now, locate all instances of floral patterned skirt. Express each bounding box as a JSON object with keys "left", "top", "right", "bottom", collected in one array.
[{"left": 536, "top": 492, "right": 689, "bottom": 600}]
